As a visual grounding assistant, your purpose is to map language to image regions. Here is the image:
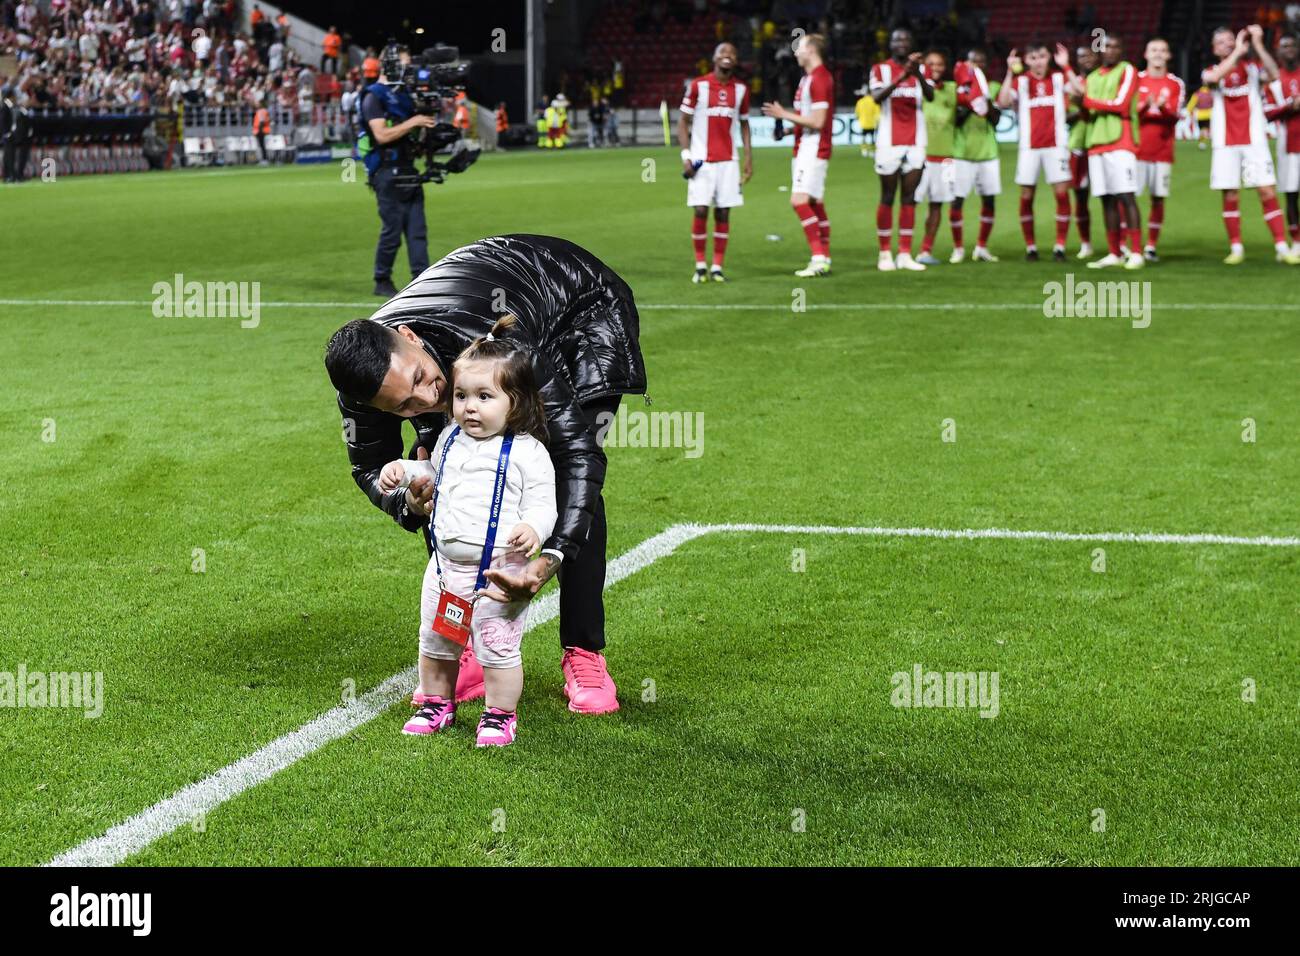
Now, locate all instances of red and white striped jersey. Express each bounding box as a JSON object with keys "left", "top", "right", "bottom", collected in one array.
[
  {"left": 1136, "top": 71, "right": 1185, "bottom": 163},
  {"left": 1202, "top": 60, "right": 1266, "bottom": 148},
  {"left": 792, "top": 64, "right": 834, "bottom": 160},
  {"left": 1266, "top": 66, "right": 1300, "bottom": 154},
  {"left": 680, "top": 74, "right": 750, "bottom": 163},
  {"left": 1006, "top": 71, "right": 1070, "bottom": 149},
  {"left": 869, "top": 59, "right": 929, "bottom": 150}
]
